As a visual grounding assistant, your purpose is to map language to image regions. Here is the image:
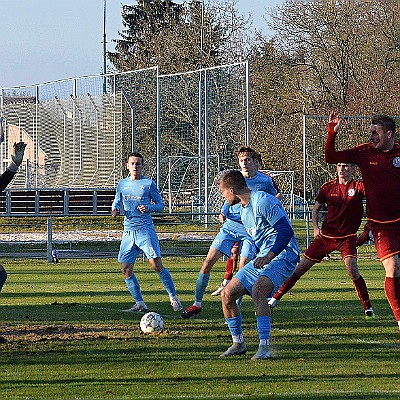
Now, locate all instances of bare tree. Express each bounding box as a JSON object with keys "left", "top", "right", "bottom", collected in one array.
[
  {"left": 245, "top": 0, "right": 400, "bottom": 191},
  {"left": 267, "top": 0, "right": 400, "bottom": 114}
]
